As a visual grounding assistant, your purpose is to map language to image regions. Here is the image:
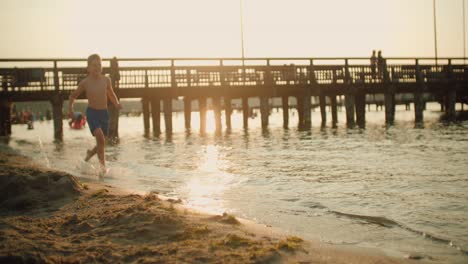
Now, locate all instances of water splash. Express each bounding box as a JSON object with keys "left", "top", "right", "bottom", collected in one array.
[{"left": 37, "top": 136, "right": 50, "bottom": 168}]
